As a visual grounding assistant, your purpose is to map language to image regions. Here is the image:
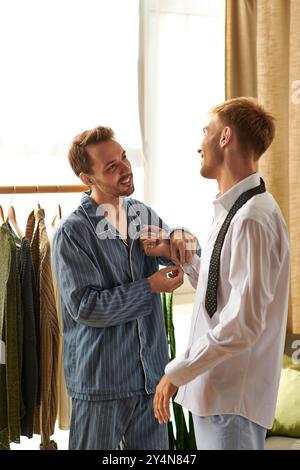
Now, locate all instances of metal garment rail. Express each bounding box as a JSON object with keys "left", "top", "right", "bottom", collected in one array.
[{"left": 0, "top": 185, "right": 89, "bottom": 194}]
